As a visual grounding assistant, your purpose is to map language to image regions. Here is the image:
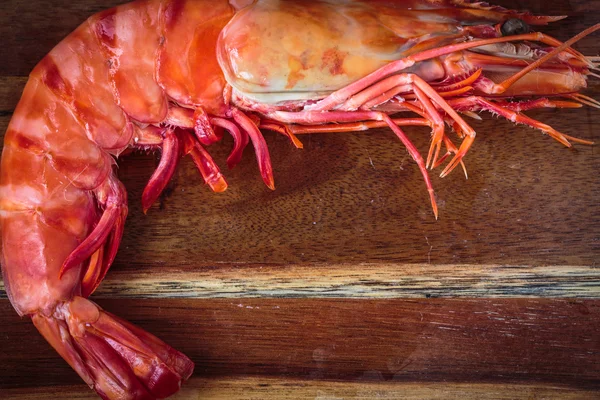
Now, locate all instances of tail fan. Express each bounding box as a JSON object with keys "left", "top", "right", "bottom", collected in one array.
[{"left": 32, "top": 296, "right": 194, "bottom": 400}]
